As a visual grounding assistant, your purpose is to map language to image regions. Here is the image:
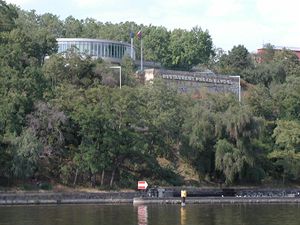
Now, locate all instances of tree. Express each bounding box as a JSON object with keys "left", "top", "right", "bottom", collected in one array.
[
  {"left": 0, "top": 0, "right": 17, "bottom": 32},
  {"left": 269, "top": 120, "right": 300, "bottom": 182},
  {"left": 182, "top": 94, "right": 238, "bottom": 178},
  {"left": 168, "top": 26, "right": 213, "bottom": 70},
  {"left": 143, "top": 26, "right": 171, "bottom": 67},
  {"left": 273, "top": 120, "right": 300, "bottom": 152},
  {"left": 139, "top": 80, "right": 185, "bottom": 157},
  {"left": 54, "top": 84, "right": 168, "bottom": 187},
  {"left": 0, "top": 5, "right": 53, "bottom": 182},
  {"left": 215, "top": 139, "right": 245, "bottom": 184},
  {"left": 208, "top": 47, "right": 226, "bottom": 73},
  {"left": 228, "top": 45, "right": 253, "bottom": 71},
  {"left": 241, "top": 62, "right": 285, "bottom": 86},
  {"left": 189, "top": 26, "right": 214, "bottom": 66},
  {"left": 218, "top": 45, "right": 253, "bottom": 74},
  {"left": 11, "top": 129, "right": 42, "bottom": 179},
  {"left": 43, "top": 49, "right": 106, "bottom": 89},
  {"left": 26, "top": 102, "right": 68, "bottom": 179},
  {"left": 245, "top": 84, "right": 277, "bottom": 120},
  {"left": 81, "top": 18, "right": 101, "bottom": 38},
  {"left": 14, "top": 10, "right": 58, "bottom": 64},
  {"left": 273, "top": 76, "right": 300, "bottom": 120},
  {"left": 181, "top": 103, "right": 217, "bottom": 178},
  {"left": 39, "top": 13, "right": 64, "bottom": 37},
  {"left": 214, "top": 103, "right": 263, "bottom": 184},
  {"left": 120, "top": 55, "right": 138, "bottom": 87},
  {"left": 273, "top": 49, "right": 300, "bottom": 77},
  {"left": 63, "top": 16, "right": 83, "bottom": 37},
  {"left": 255, "top": 43, "right": 275, "bottom": 64}
]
